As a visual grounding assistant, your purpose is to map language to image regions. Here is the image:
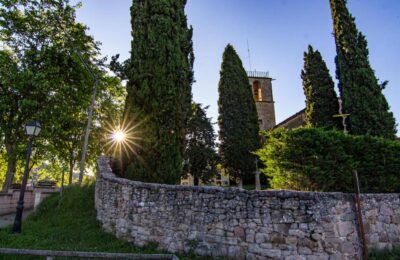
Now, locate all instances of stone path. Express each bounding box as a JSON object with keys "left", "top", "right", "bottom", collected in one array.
[{"left": 0, "top": 209, "right": 34, "bottom": 228}]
